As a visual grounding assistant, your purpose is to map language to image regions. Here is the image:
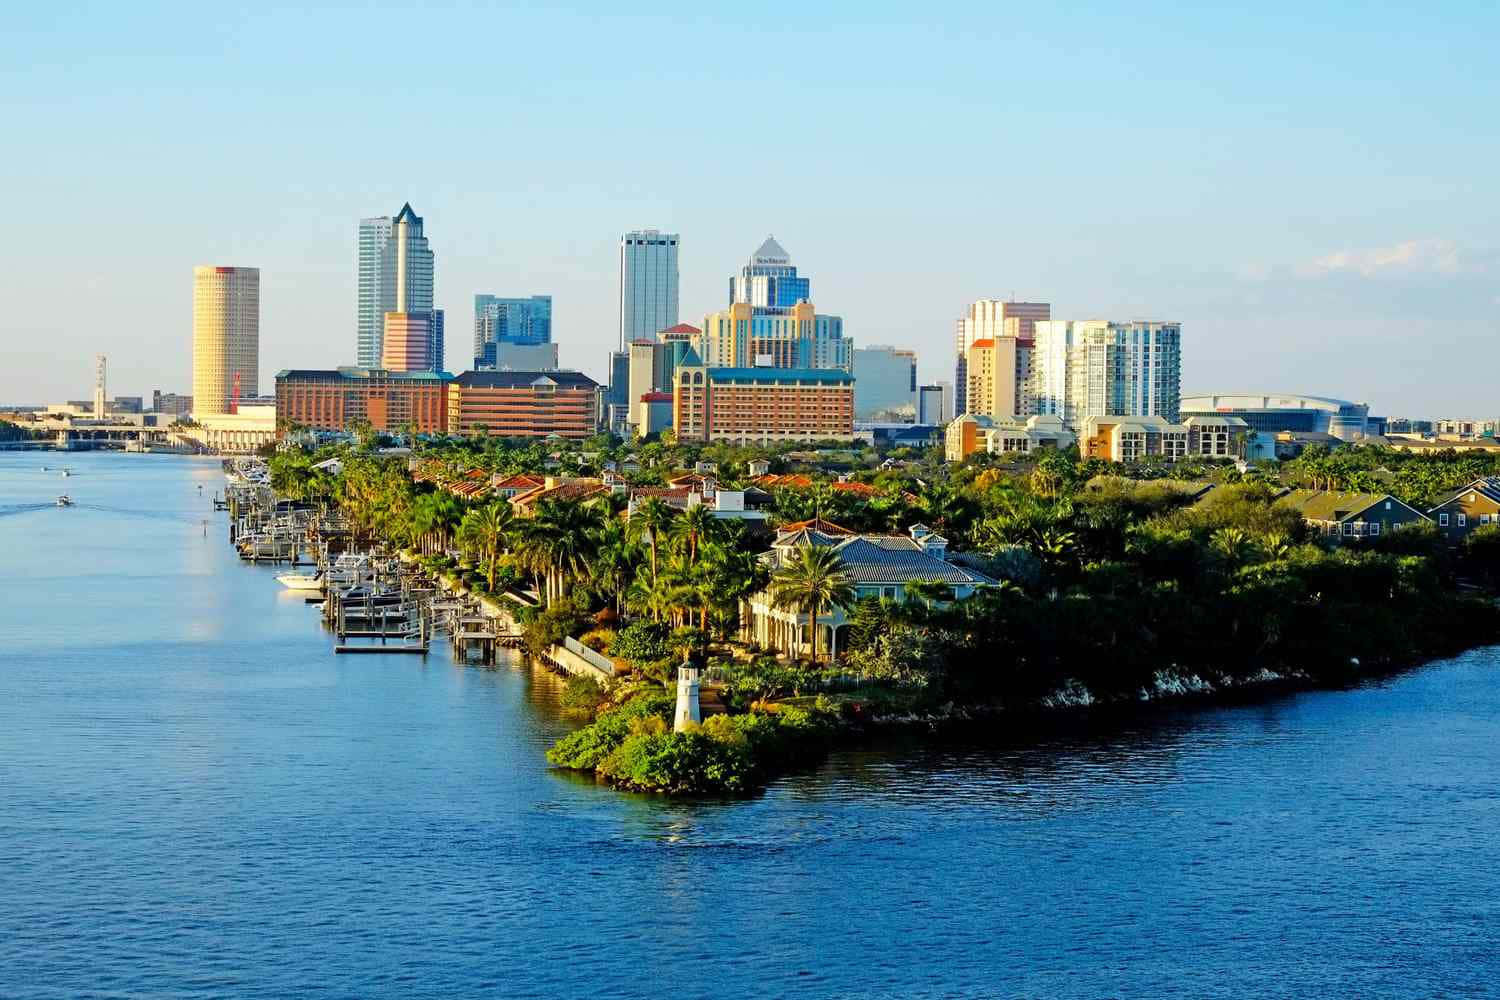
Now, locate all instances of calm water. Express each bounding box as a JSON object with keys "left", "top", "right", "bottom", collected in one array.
[{"left": 2, "top": 453, "right": 1499, "bottom": 998}]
